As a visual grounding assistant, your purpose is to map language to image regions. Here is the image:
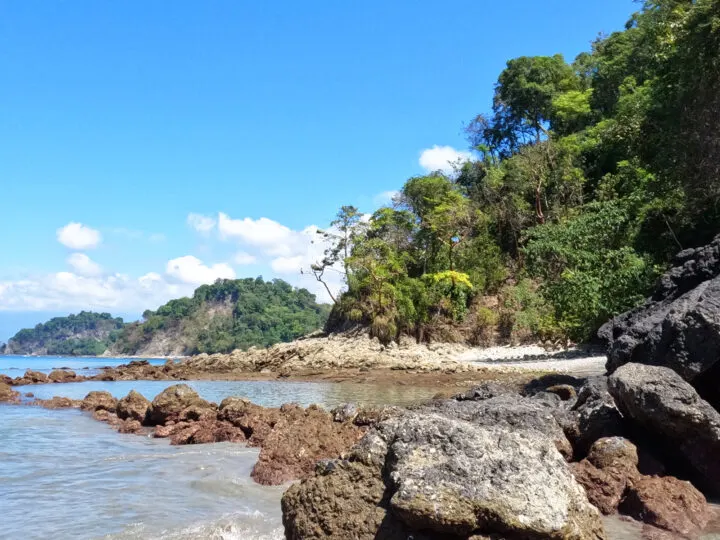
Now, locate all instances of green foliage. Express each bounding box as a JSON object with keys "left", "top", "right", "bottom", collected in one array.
[
  {"left": 114, "top": 278, "right": 330, "bottom": 355},
  {"left": 6, "top": 312, "right": 125, "bottom": 356},
  {"left": 330, "top": 0, "right": 720, "bottom": 344}
]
